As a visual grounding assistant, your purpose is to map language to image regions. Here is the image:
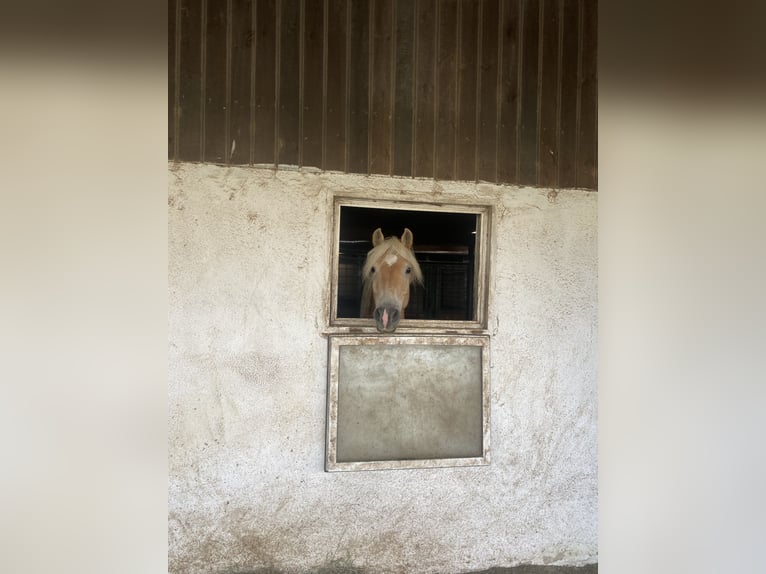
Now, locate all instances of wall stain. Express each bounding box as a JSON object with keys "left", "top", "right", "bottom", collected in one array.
[{"left": 168, "top": 190, "right": 186, "bottom": 211}]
